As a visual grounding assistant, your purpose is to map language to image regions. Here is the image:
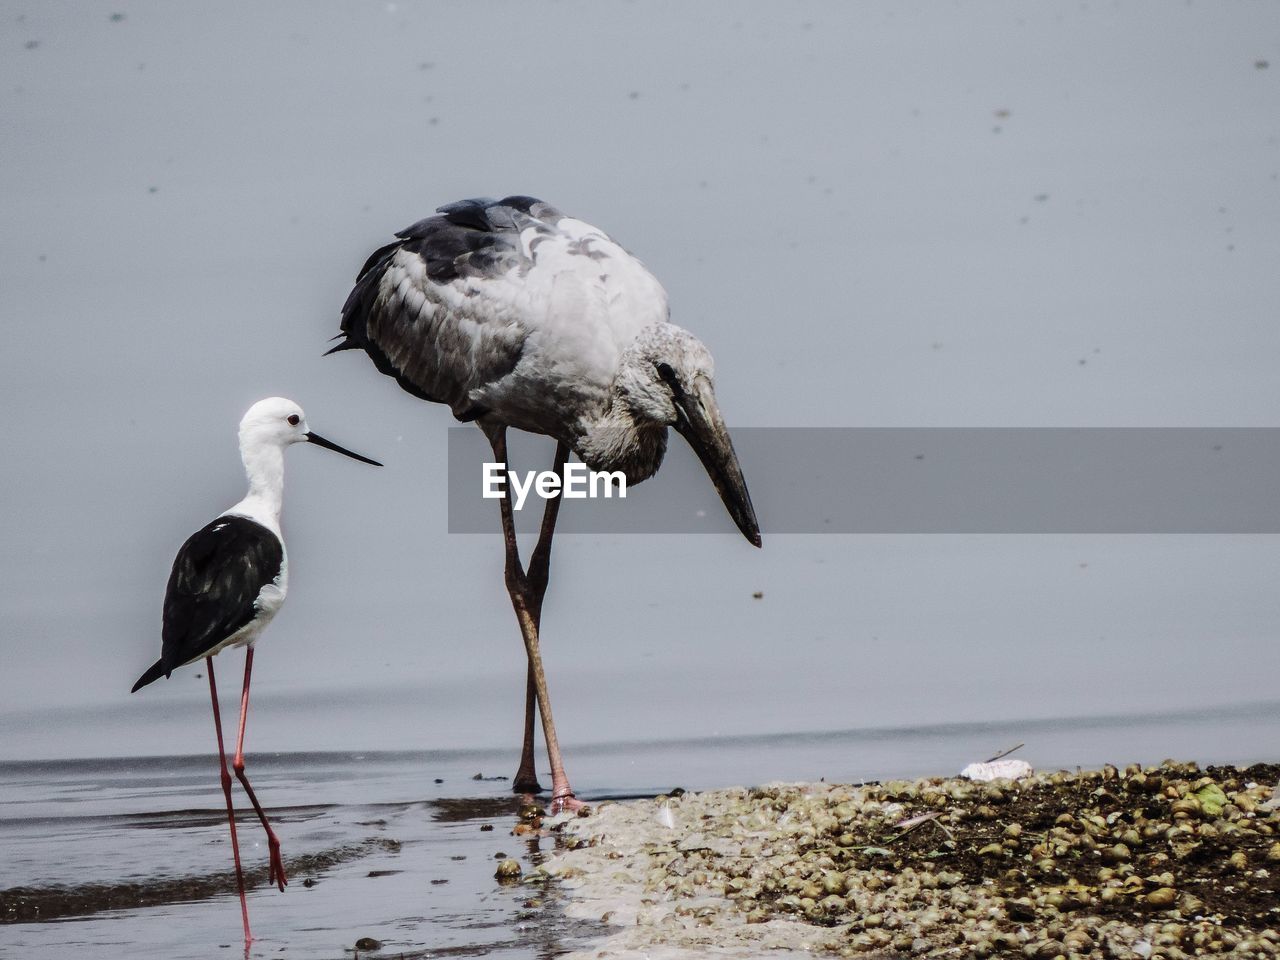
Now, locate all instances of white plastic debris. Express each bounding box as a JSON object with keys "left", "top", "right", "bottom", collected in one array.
[
  {"left": 655, "top": 800, "right": 676, "bottom": 829},
  {"left": 959, "top": 759, "right": 1034, "bottom": 782}
]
